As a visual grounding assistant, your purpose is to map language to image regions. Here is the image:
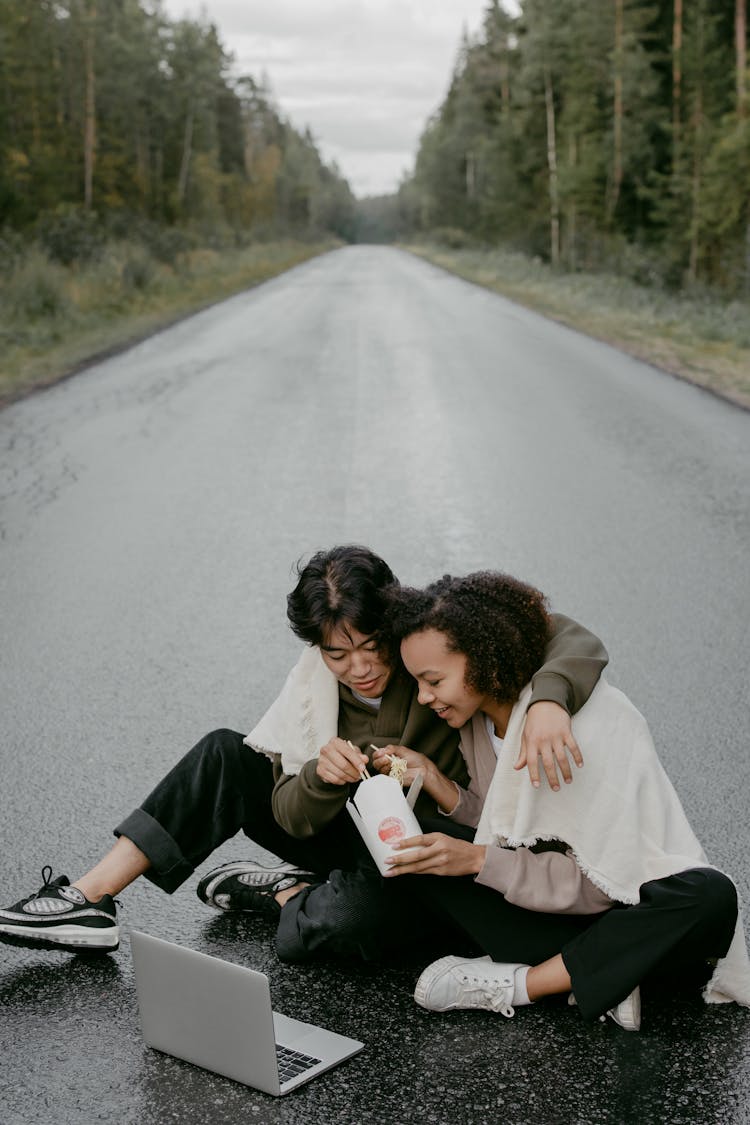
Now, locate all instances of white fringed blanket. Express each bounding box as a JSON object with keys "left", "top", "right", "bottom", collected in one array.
[
  {"left": 244, "top": 646, "right": 338, "bottom": 775},
  {"left": 474, "top": 678, "right": 750, "bottom": 1006}
]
